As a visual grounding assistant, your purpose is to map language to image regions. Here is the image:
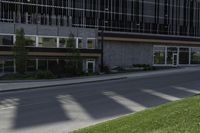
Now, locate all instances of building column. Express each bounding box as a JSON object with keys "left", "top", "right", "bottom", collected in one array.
[
  {"left": 36, "top": 36, "right": 39, "bottom": 47},
  {"left": 13, "top": 34, "right": 16, "bottom": 44},
  {"left": 2, "top": 61, "right": 4, "bottom": 73},
  {"left": 57, "top": 37, "right": 59, "bottom": 48},
  {"left": 36, "top": 59, "right": 39, "bottom": 70},
  {"left": 177, "top": 47, "right": 180, "bottom": 66},
  {"left": 14, "top": 59, "right": 16, "bottom": 73},
  {"left": 189, "top": 48, "right": 191, "bottom": 65},
  {"left": 76, "top": 38, "right": 79, "bottom": 48},
  {"left": 165, "top": 46, "right": 167, "bottom": 65}
]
